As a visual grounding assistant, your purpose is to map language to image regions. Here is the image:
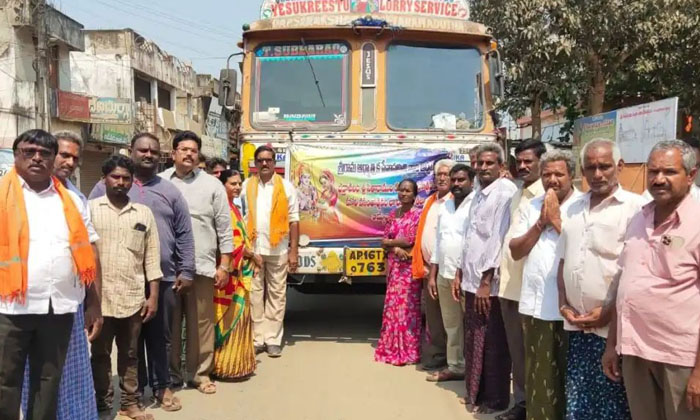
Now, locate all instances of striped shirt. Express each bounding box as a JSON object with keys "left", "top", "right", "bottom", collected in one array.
[{"left": 89, "top": 196, "right": 162, "bottom": 318}]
